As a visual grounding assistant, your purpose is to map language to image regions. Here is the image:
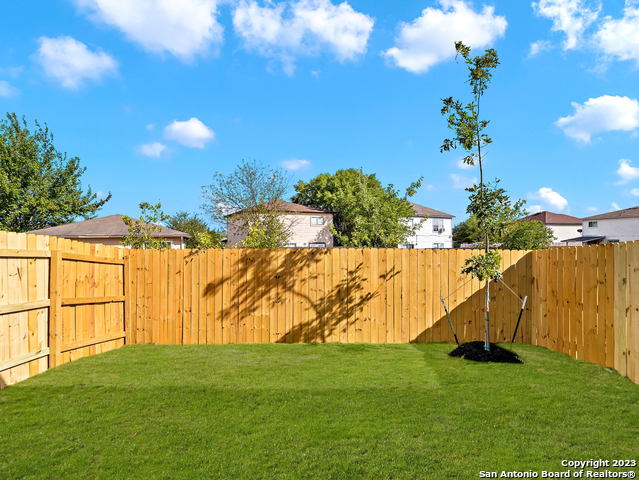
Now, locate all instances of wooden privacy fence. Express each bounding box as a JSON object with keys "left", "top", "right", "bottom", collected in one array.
[
  {"left": 0, "top": 232, "right": 125, "bottom": 388},
  {"left": 1, "top": 233, "right": 638, "bottom": 388},
  {"left": 127, "top": 248, "right": 532, "bottom": 346},
  {"left": 528, "top": 242, "right": 638, "bottom": 383}
]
